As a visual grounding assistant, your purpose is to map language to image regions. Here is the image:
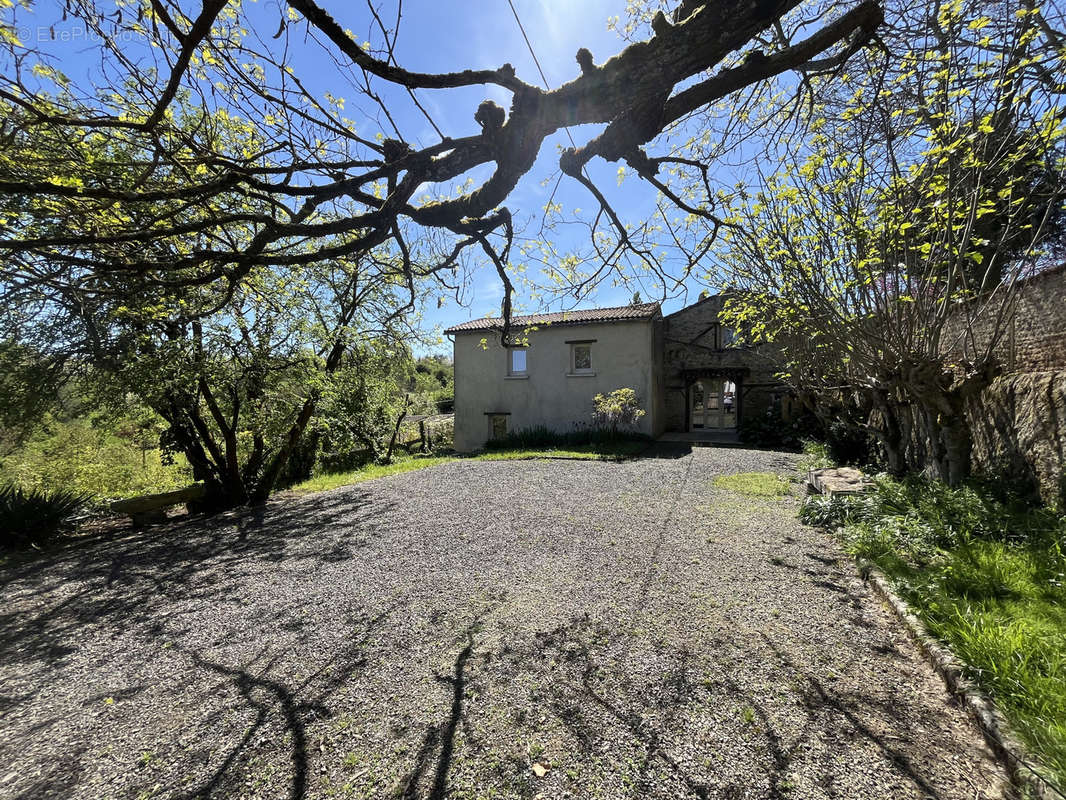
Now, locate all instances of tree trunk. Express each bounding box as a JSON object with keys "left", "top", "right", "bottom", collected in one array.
[
  {"left": 940, "top": 414, "right": 973, "bottom": 487},
  {"left": 385, "top": 395, "right": 411, "bottom": 464},
  {"left": 249, "top": 395, "right": 320, "bottom": 505},
  {"left": 868, "top": 391, "right": 908, "bottom": 476}
]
